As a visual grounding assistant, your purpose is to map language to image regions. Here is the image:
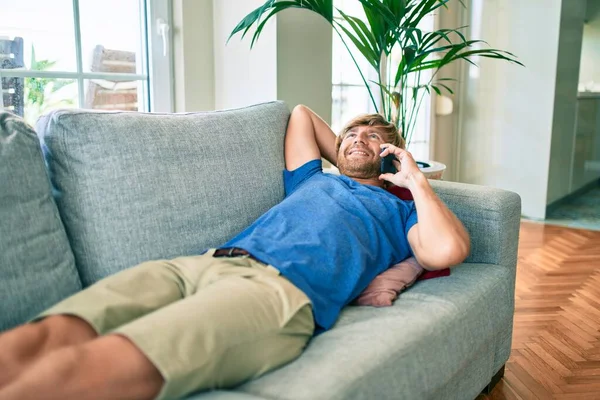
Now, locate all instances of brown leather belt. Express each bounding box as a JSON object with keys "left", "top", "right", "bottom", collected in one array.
[
  {"left": 213, "top": 247, "right": 252, "bottom": 258},
  {"left": 213, "top": 248, "right": 280, "bottom": 275}
]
